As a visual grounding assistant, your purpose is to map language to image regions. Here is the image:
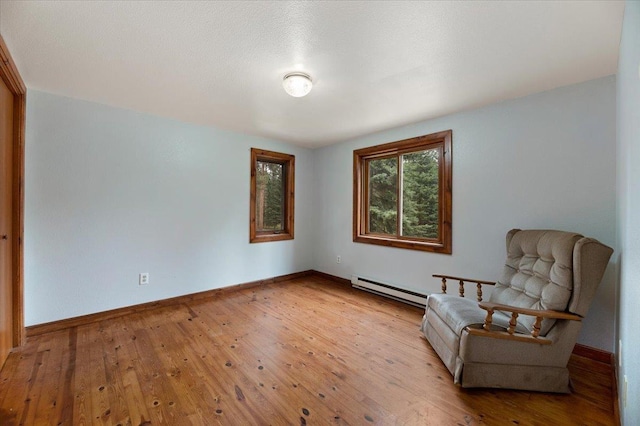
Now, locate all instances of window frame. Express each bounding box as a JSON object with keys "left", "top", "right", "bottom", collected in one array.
[
  {"left": 250, "top": 148, "right": 295, "bottom": 243},
  {"left": 353, "top": 130, "right": 452, "bottom": 253}
]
